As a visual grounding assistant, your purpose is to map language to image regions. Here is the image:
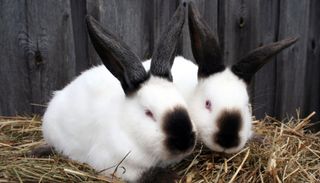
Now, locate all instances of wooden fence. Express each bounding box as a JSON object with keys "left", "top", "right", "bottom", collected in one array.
[{"left": 0, "top": 0, "right": 319, "bottom": 129}]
